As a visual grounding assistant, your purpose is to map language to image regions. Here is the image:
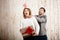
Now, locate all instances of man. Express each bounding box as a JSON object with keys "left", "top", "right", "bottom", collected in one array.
[{"left": 35, "top": 7, "right": 47, "bottom": 40}]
